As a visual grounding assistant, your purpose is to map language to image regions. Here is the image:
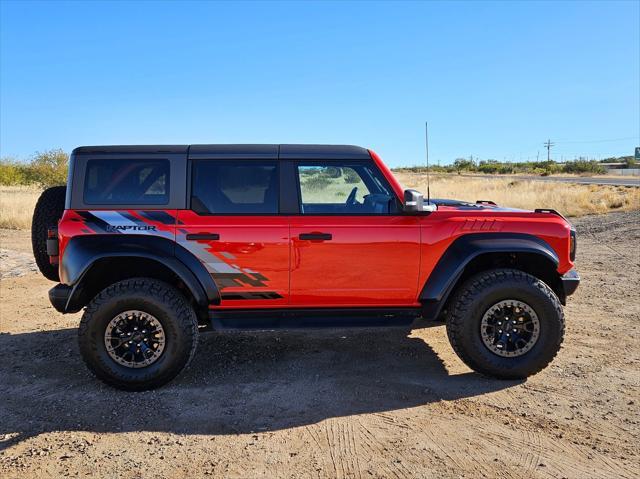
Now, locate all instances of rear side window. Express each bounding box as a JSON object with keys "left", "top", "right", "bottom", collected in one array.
[
  {"left": 84, "top": 159, "right": 169, "bottom": 205},
  {"left": 191, "top": 160, "right": 278, "bottom": 214}
]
